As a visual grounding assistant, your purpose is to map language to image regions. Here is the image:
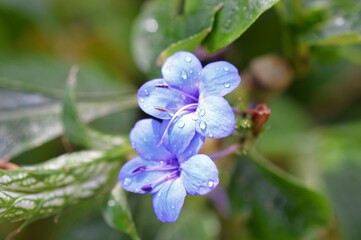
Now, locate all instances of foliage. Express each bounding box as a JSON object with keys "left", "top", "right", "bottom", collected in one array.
[{"left": 1, "top": 0, "right": 360, "bottom": 239}]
